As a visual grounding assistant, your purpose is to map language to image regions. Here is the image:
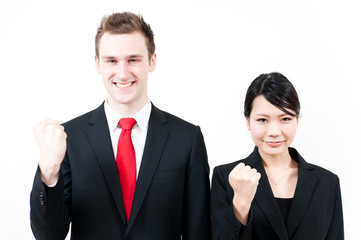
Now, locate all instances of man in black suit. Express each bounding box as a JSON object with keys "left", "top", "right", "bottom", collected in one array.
[{"left": 30, "top": 12, "right": 211, "bottom": 240}]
